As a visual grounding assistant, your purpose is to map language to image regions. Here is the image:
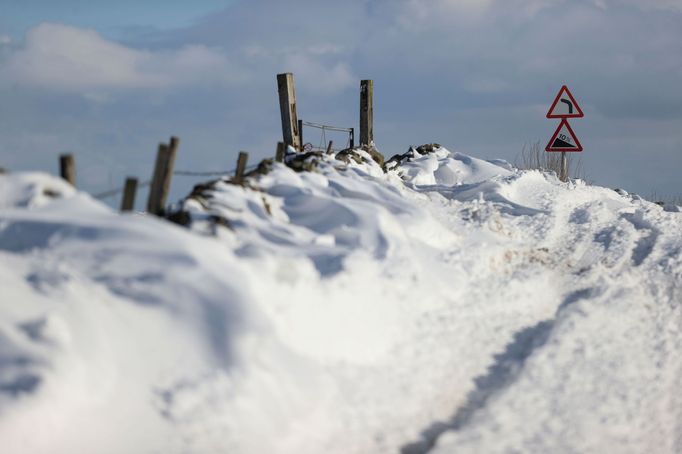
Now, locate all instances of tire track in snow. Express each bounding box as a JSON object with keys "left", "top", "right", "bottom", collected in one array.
[
  {"left": 399, "top": 319, "right": 554, "bottom": 454},
  {"left": 401, "top": 287, "right": 602, "bottom": 454},
  {"left": 400, "top": 184, "right": 655, "bottom": 454},
  {"left": 621, "top": 211, "right": 661, "bottom": 267},
  {"left": 414, "top": 197, "right": 681, "bottom": 452}
]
